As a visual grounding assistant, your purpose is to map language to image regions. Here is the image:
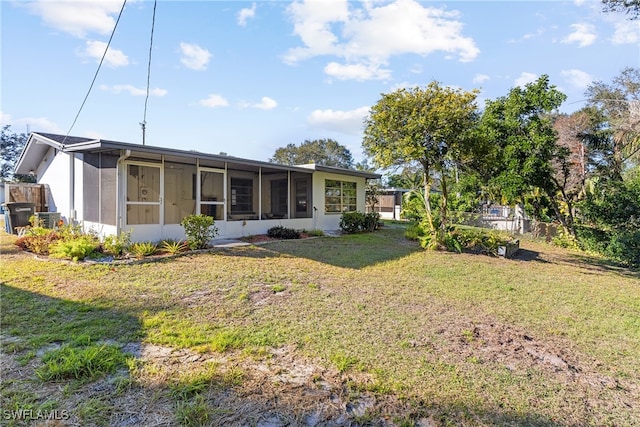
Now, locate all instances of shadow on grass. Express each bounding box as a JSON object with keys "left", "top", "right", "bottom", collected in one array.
[
  {"left": 199, "top": 388, "right": 567, "bottom": 426},
  {"left": 513, "top": 248, "right": 545, "bottom": 262},
  {"left": 0, "top": 284, "right": 143, "bottom": 350},
  {"left": 563, "top": 252, "right": 640, "bottom": 280},
  {"left": 256, "top": 226, "right": 422, "bottom": 269}
]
